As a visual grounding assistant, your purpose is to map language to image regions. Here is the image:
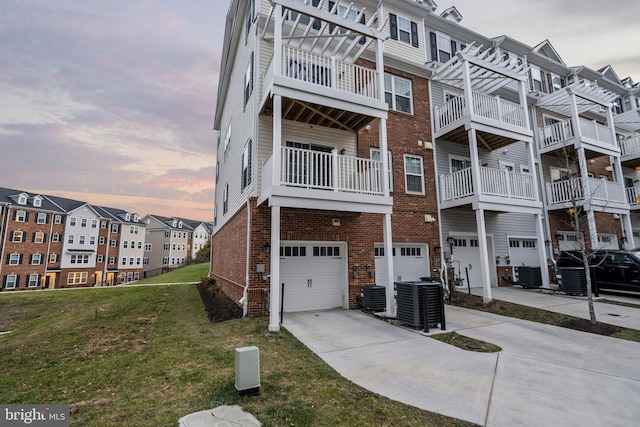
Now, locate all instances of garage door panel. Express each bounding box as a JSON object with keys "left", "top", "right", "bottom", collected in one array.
[
  {"left": 509, "top": 238, "right": 539, "bottom": 267},
  {"left": 375, "top": 244, "right": 429, "bottom": 287}
]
